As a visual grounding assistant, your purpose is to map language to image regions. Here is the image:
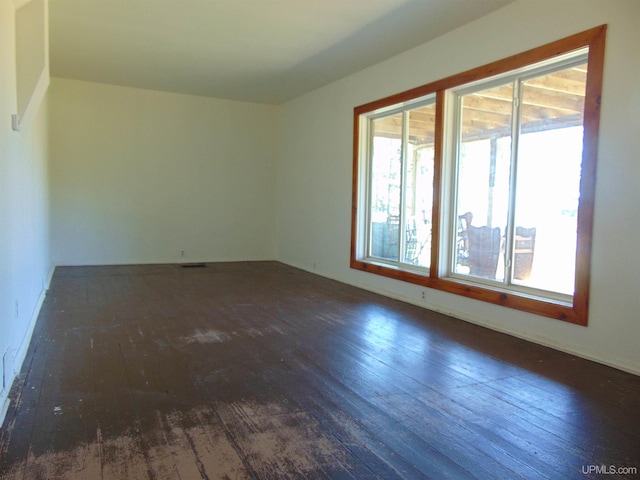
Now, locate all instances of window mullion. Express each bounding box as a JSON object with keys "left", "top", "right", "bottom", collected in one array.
[
  {"left": 398, "top": 110, "right": 409, "bottom": 263},
  {"left": 504, "top": 79, "right": 523, "bottom": 286},
  {"left": 364, "top": 117, "right": 375, "bottom": 259},
  {"left": 448, "top": 92, "right": 463, "bottom": 275}
]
